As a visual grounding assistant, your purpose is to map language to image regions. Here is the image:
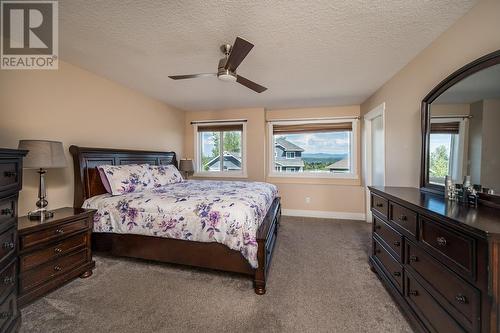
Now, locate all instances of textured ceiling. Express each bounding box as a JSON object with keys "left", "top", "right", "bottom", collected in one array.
[
  {"left": 59, "top": 0, "right": 477, "bottom": 111},
  {"left": 435, "top": 64, "right": 500, "bottom": 104}
]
